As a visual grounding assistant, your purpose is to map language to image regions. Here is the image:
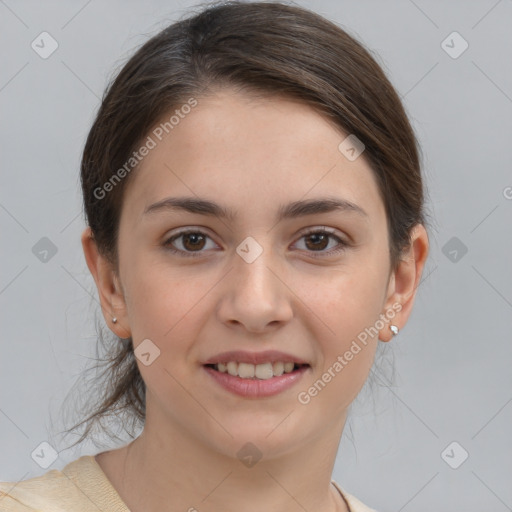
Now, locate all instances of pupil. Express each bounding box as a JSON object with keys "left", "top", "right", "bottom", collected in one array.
[
  {"left": 184, "top": 233, "right": 205, "bottom": 250},
  {"left": 307, "top": 233, "right": 327, "bottom": 250}
]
